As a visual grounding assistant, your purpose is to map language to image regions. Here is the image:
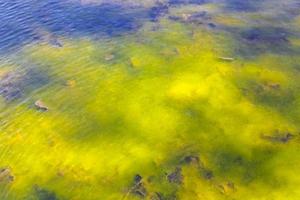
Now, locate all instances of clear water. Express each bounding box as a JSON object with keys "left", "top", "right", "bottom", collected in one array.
[{"left": 0, "top": 0, "right": 300, "bottom": 199}]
